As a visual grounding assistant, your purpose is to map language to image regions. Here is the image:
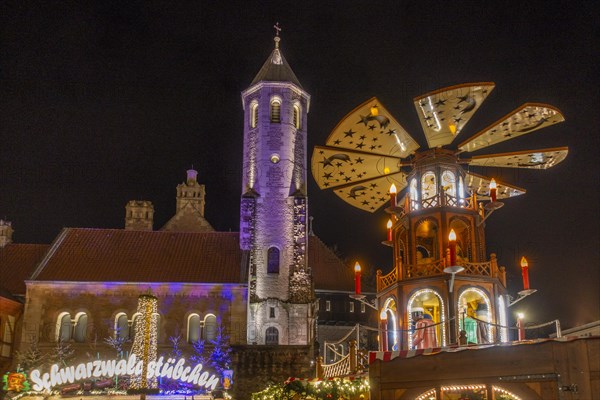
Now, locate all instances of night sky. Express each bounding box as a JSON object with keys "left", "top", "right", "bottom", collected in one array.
[{"left": 1, "top": 2, "right": 598, "bottom": 329}]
